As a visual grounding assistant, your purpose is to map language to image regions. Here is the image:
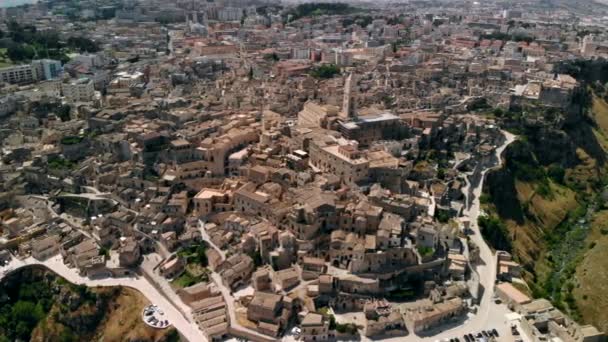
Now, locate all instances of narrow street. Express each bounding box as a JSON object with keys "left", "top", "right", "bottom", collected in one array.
[{"left": 198, "top": 219, "right": 227, "bottom": 261}]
